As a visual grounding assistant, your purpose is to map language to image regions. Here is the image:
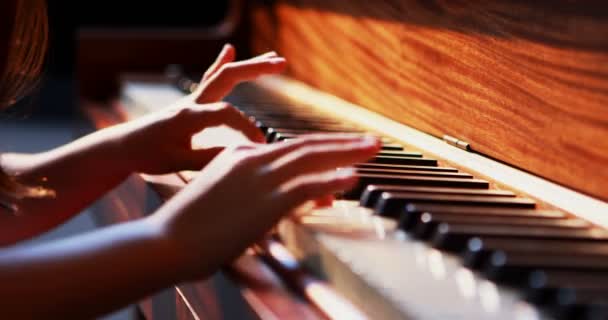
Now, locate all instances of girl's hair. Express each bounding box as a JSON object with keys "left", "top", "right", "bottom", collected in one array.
[
  {"left": 0, "top": 0, "right": 50, "bottom": 202},
  {"left": 1, "top": 0, "right": 48, "bottom": 108}
]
